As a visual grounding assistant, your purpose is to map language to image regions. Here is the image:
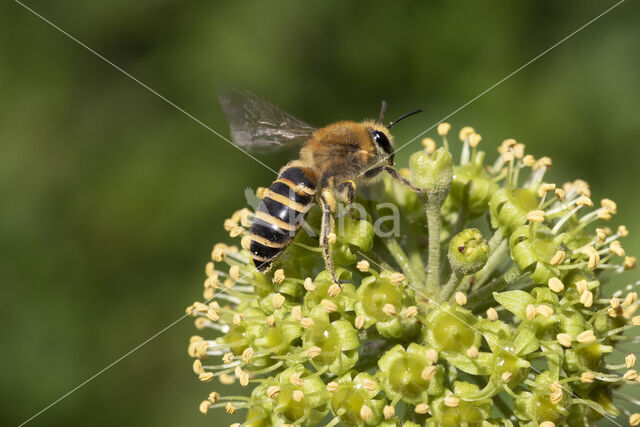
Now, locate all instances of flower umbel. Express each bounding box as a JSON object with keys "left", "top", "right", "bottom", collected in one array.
[{"left": 187, "top": 125, "right": 640, "bottom": 426}]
